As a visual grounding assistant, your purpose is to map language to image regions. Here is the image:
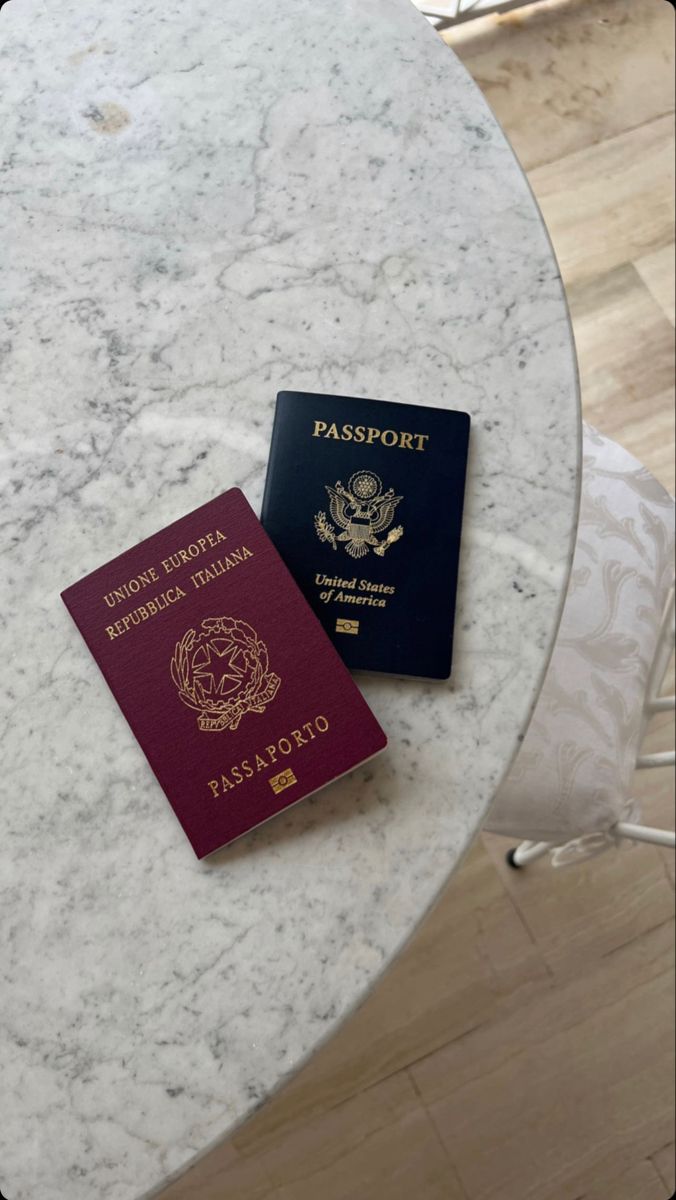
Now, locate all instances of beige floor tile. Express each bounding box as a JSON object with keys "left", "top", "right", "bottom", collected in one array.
[
  {"left": 635, "top": 244, "right": 676, "bottom": 326},
  {"left": 410, "top": 916, "right": 673, "bottom": 1100},
  {"left": 413, "top": 930, "right": 674, "bottom": 1200},
  {"left": 164, "top": 1076, "right": 462, "bottom": 1200},
  {"left": 233, "top": 842, "right": 549, "bottom": 1155},
  {"left": 564, "top": 1152, "right": 667, "bottom": 1200},
  {"left": 246, "top": 1070, "right": 416, "bottom": 1186},
  {"left": 483, "top": 822, "right": 674, "bottom": 981},
  {"left": 567, "top": 263, "right": 675, "bottom": 490},
  {"left": 568, "top": 264, "right": 675, "bottom": 406},
  {"left": 446, "top": 0, "right": 675, "bottom": 171},
  {"left": 651, "top": 1141, "right": 676, "bottom": 1195},
  {"left": 241, "top": 1070, "right": 463, "bottom": 1200},
  {"left": 158, "top": 1140, "right": 273, "bottom": 1200},
  {"left": 529, "top": 114, "right": 675, "bottom": 287}
]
